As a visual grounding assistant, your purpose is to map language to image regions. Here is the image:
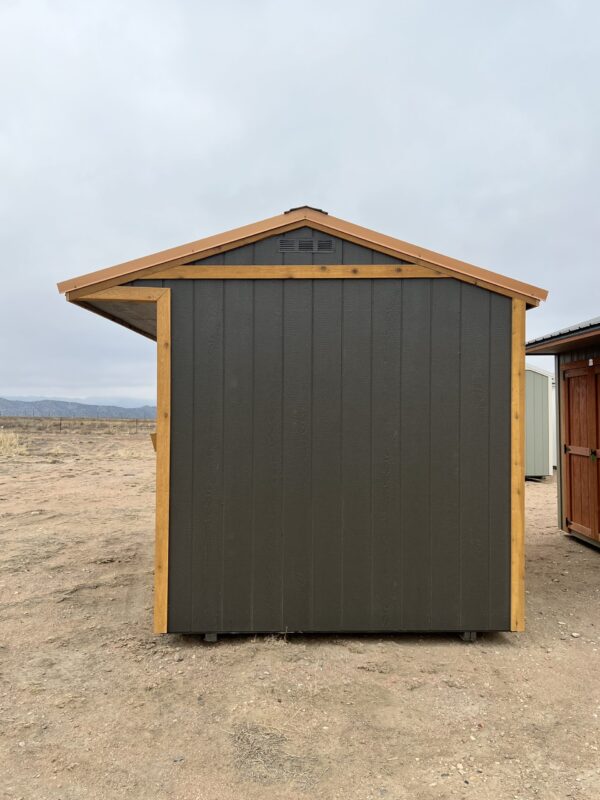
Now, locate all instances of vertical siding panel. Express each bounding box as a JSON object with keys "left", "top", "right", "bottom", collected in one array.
[
  {"left": 224, "top": 245, "right": 254, "bottom": 265},
  {"left": 312, "top": 280, "right": 343, "bottom": 629},
  {"left": 341, "top": 281, "right": 373, "bottom": 629},
  {"left": 488, "top": 294, "right": 512, "bottom": 629},
  {"left": 166, "top": 281, "right": 194, "bottom": 631},
  {"left": 282, "top": 281, "right": 313, "bottom": 629},
  {"left": 430, "top": 279, "right": 461, "bottom": 629},
  {"left": 400, "top": 280, "right": 432, "bottom": 629},
  {"left": 535, "top": 373, "right": 542, "bottom": 472},
  {"left": 541, "top": 374, "right": 549, "bottom": 471},
  {"left": 193, "top": 254, "right": 224, "bottom": 265},
  {"left": 341, "top": 240, "right": 373, "bottom": 265},
  {"left": 459, "top": 284, "right": 491, "bottom": 631},
  {"left": 191, "top": 281, "right": 224, "bottom": 633},
  {"left": 252, "top": 281, "right": 284, "bottom": 630},
  {"left": 254, "top": 235, "right": 282, "bottom": 265},
  {"left": 537, "top": 372, "right": 549, "bottom": 473},
  {"left": 374, "top": 252, "right": 403, "bottom": 264},
  {"left": 371, "top": 280, "right": 402, "bottom": 629},
  {"left": 525, "top": 371, "right": 534, "bottom": 475},
  {"left": 222, "top": 281, "right": 254, "bottom": 631}
]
